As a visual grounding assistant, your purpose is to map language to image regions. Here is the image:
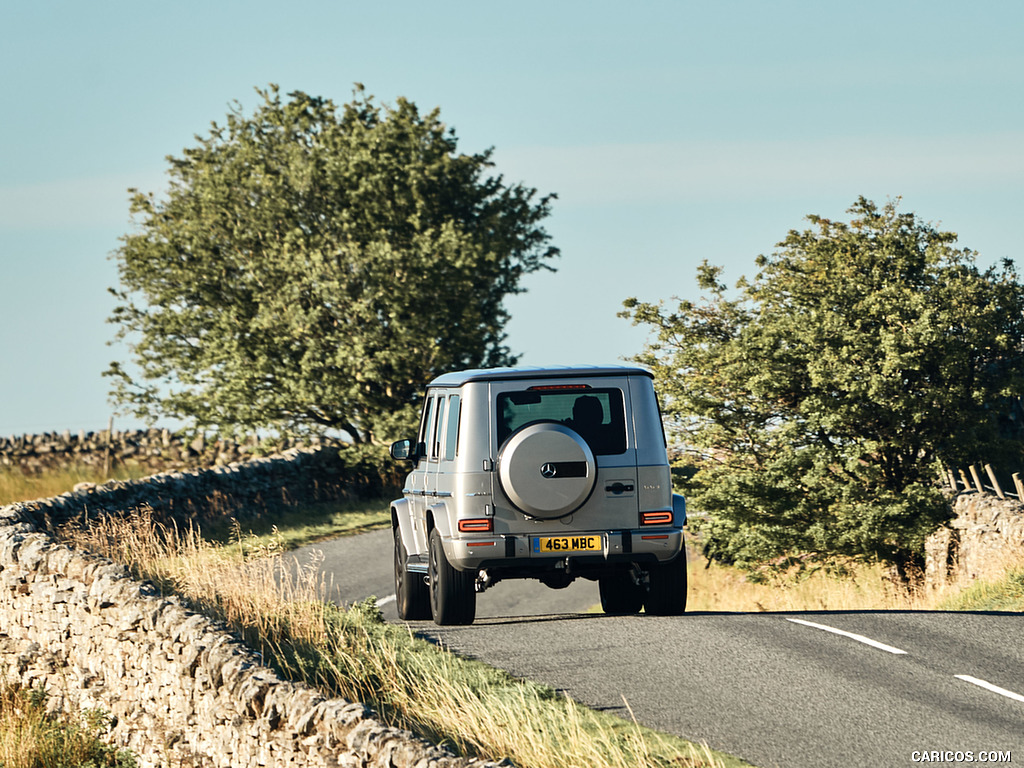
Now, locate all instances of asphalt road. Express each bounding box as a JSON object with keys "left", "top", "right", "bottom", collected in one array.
[
  {"left": 293, "top": 527, "right": 601, "bottom": 619},
  {"left": 294, "top": 530, "right": 1024, "bottom": 768}
]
